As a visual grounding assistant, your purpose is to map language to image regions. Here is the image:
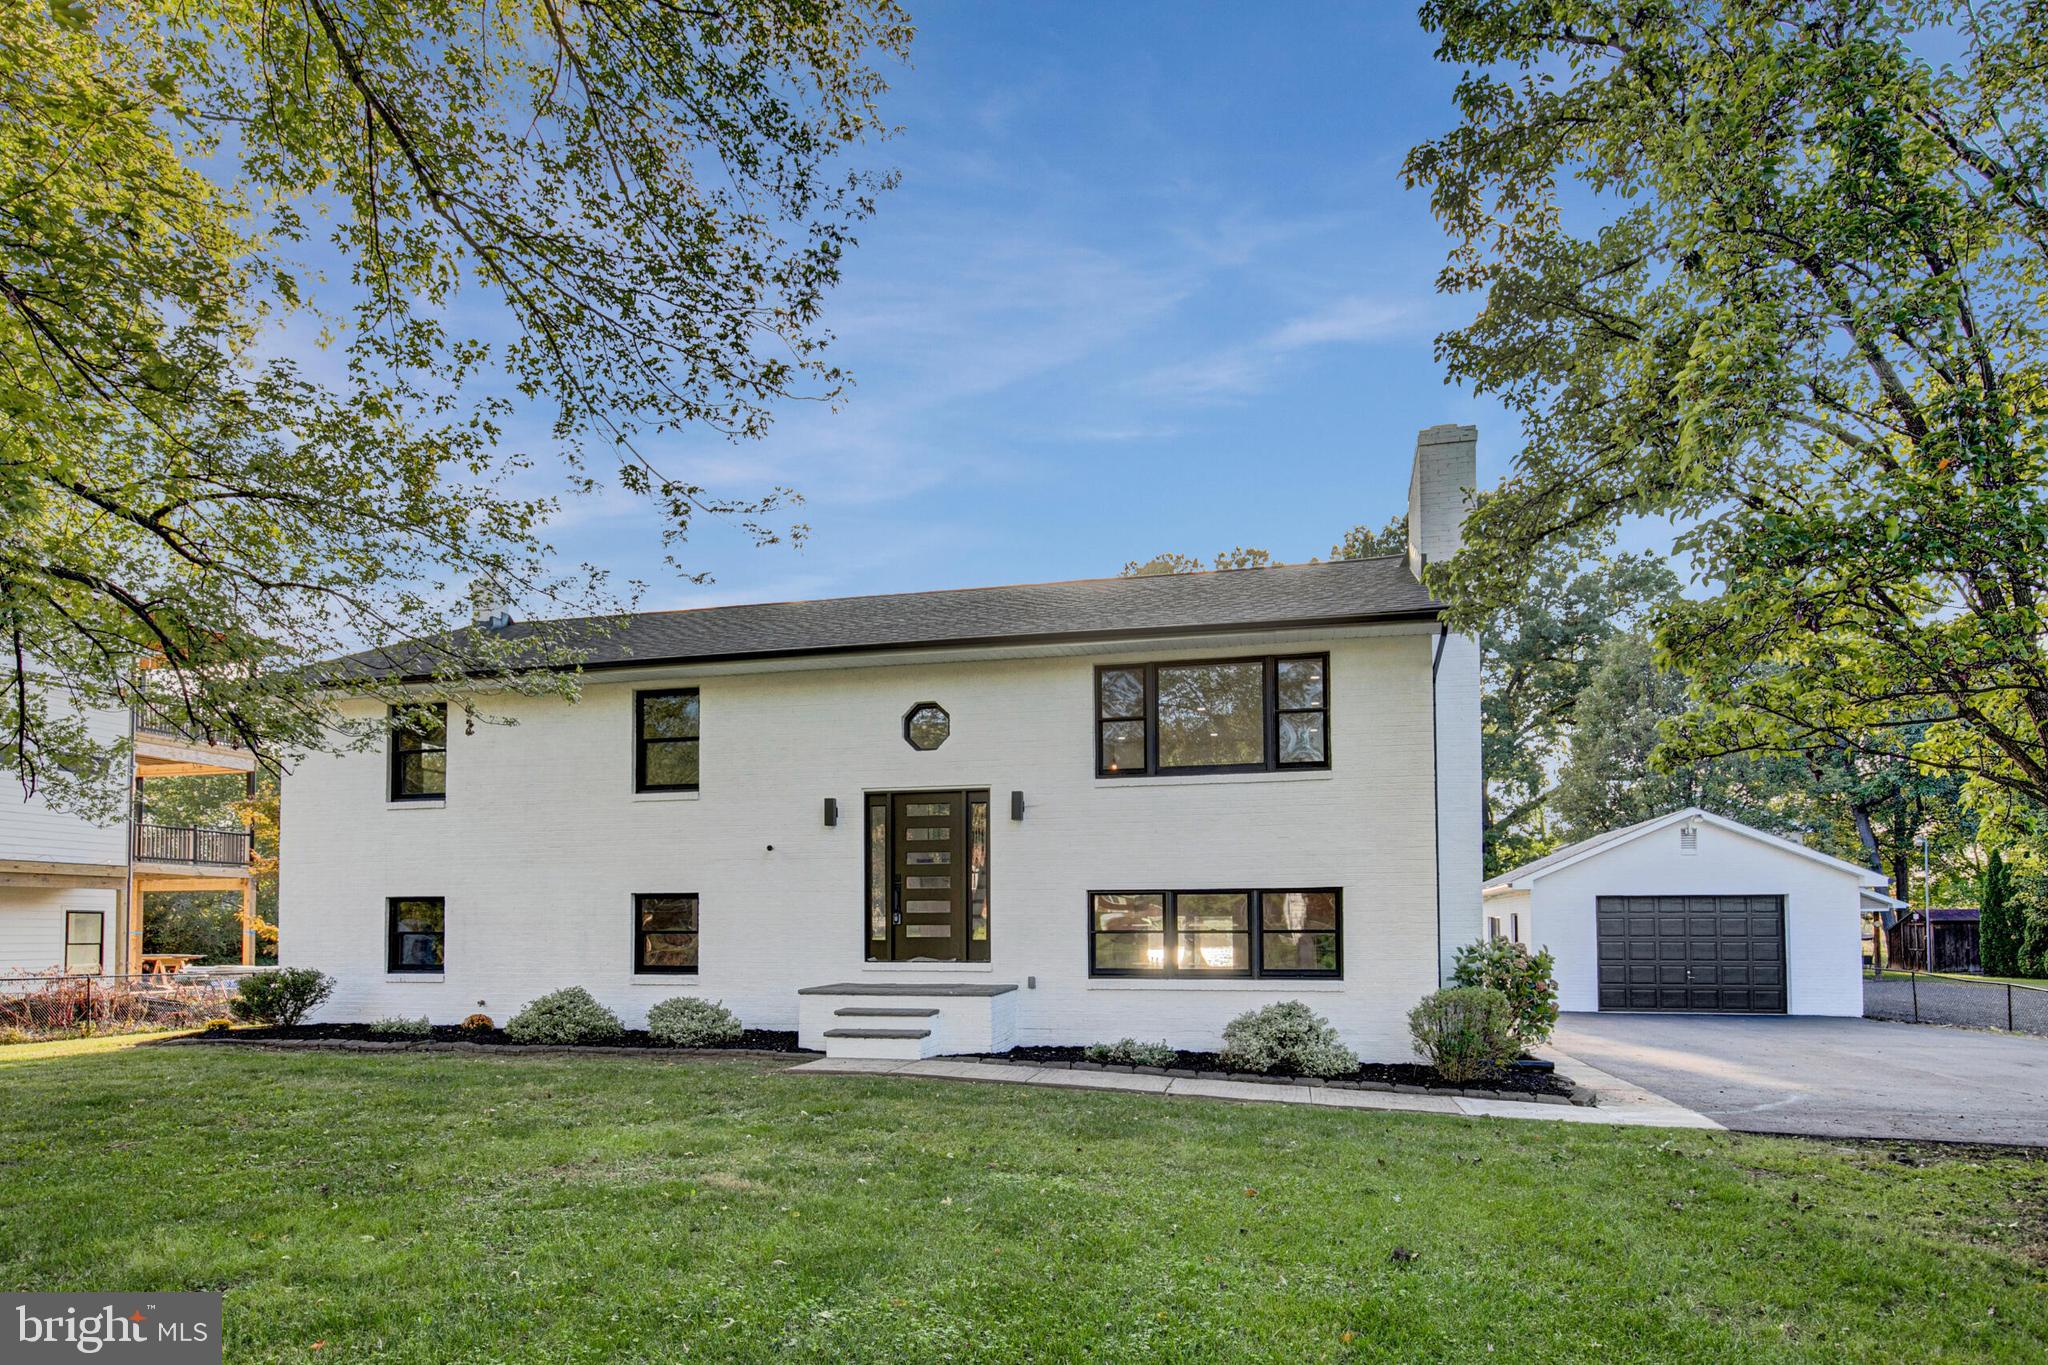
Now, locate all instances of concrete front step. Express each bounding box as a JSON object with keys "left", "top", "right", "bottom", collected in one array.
[
  {"left": 797, "top": 981, "right": 1019, "bottom": 1057},
  {"left": 821, "top": 1025, "right": 936, "bottom": 1061}
]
